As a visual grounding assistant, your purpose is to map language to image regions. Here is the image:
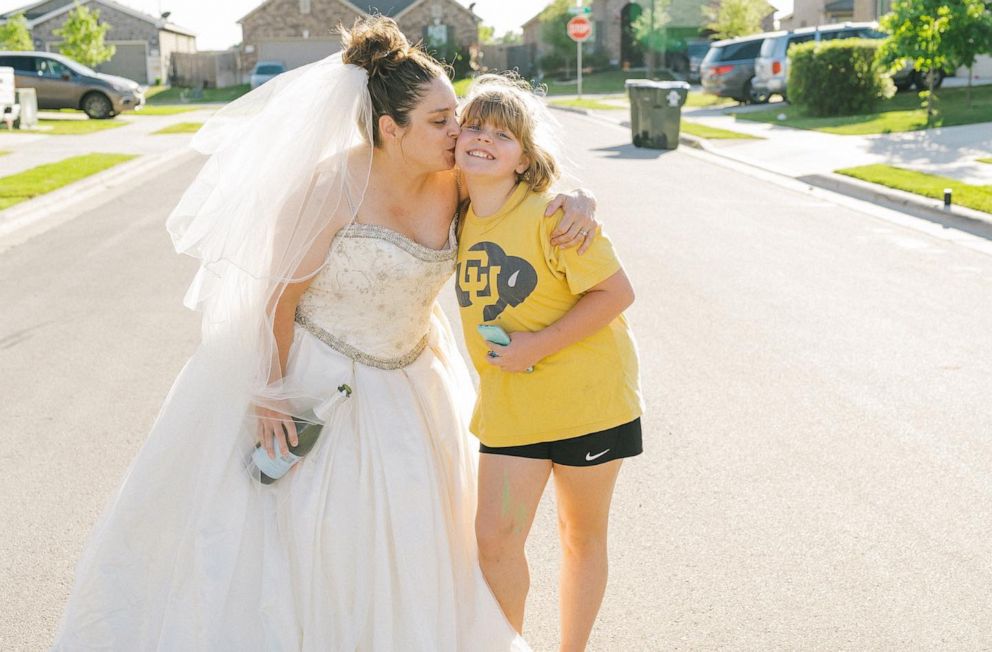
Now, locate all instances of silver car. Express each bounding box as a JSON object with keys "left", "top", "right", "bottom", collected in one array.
[
  {"left": 753, "top": 22, "right": 920, "bottom": 100},
  {"left": 0, "top": 50, "right": 143, "bottom": 119},
  {"left": 250, "top": 61, "right": 286, "bottom": 89}
]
